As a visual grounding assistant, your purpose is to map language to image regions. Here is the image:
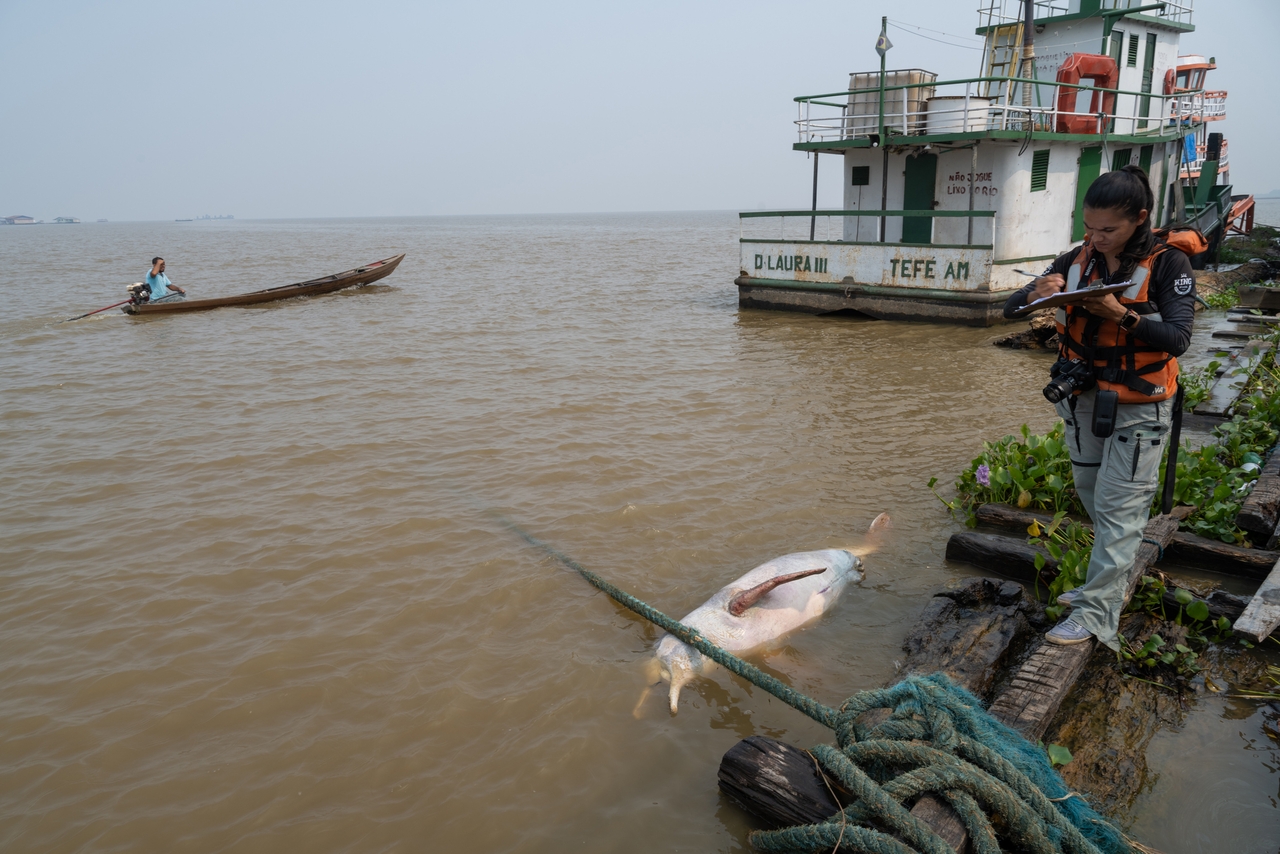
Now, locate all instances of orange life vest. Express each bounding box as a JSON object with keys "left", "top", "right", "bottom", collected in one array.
[{"left": 1054, "top": 228, "right": 1207, "bottom": 404}]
